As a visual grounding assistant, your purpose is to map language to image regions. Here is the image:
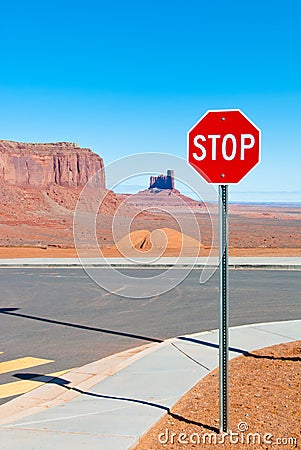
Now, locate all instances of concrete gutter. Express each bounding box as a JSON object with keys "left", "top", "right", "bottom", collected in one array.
[{"left": 0, "top": 256, "right": 300, "bottom": 269}]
